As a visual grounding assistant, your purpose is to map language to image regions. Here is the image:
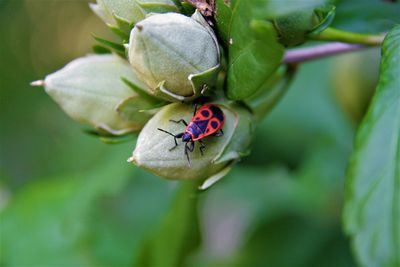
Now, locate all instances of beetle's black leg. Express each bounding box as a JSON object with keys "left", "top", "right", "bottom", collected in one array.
[
  {"left": 198, "top": 139, "right": 206, "bottom": 156},
  {"left": 193, "top": 103, "right": 198, "bottom": 116},
  {"left": 169, "top": 144, "right": 178, "bottom": 151},
  {"left": 187, "top": 141, "right": 195, "bottom": 152},
  {"left": 168, "top": 133, "right": 184, "bottom": 151},
  {"left": 212, "top": 129, "right": 224, "bottom": 137},
  {"left": 169, "top": 119, "right": 188, "bottom": 126},
  {"left": 158, "top": 128, "right": 184, "bottom": 150},
  {"left": 184, "top": 142, "right": 192, "bottom": 167}
]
